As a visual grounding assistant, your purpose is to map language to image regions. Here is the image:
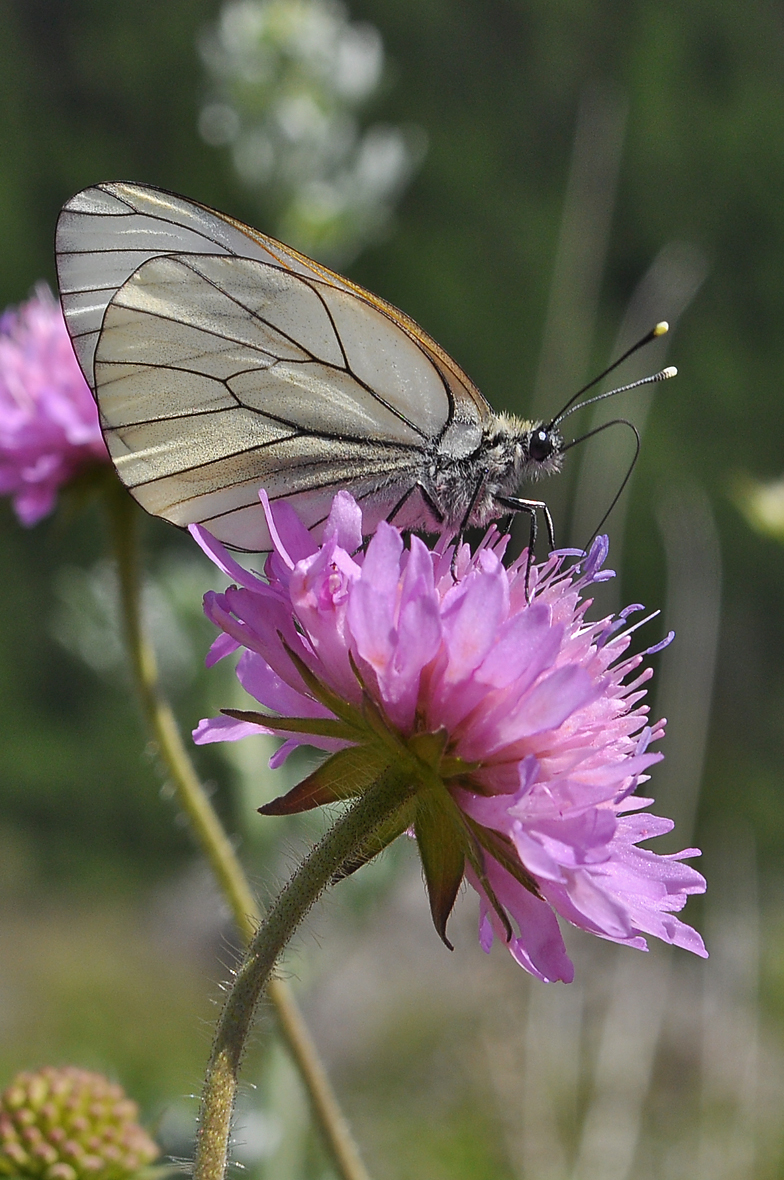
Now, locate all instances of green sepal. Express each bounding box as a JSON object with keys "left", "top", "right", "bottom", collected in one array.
[
  {"left": 259, "top": 745, "right": 394, "bottom": 815},
  {"left": 462, "top": 829, "right": 514, "bottom": 944},
  {"left": 280, "top": 636, "right": 365, "bottom": 726},
  {"left": 439, "top": 753, "right": 481, "bottom": 781},
  {"left": 346, "top": 652, "right": 403, "bottom": 751},
  {"left": 221, "top": 708, "right": 358, "bottom": 742},
  {"left": 462, "top": 814, "right": 543, "bottom": 900},
  {"left": 360, "top": 687, "right": 401, "bottom": 748},
  {"left": 332, "top": 797, "right": 417, "bottom": 880},
  {"left": 413, "top": 788, "right": 468, "bottom": 951},
  {"left": 408, "top": 727, "right": 448, "bottom": 770}
]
